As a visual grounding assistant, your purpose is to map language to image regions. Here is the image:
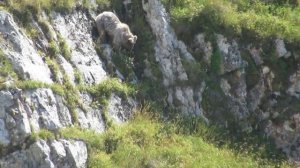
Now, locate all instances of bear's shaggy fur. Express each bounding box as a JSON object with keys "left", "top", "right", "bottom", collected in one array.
[{"left": 95, "top": 11, "right": 137, "bottom": 50}]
